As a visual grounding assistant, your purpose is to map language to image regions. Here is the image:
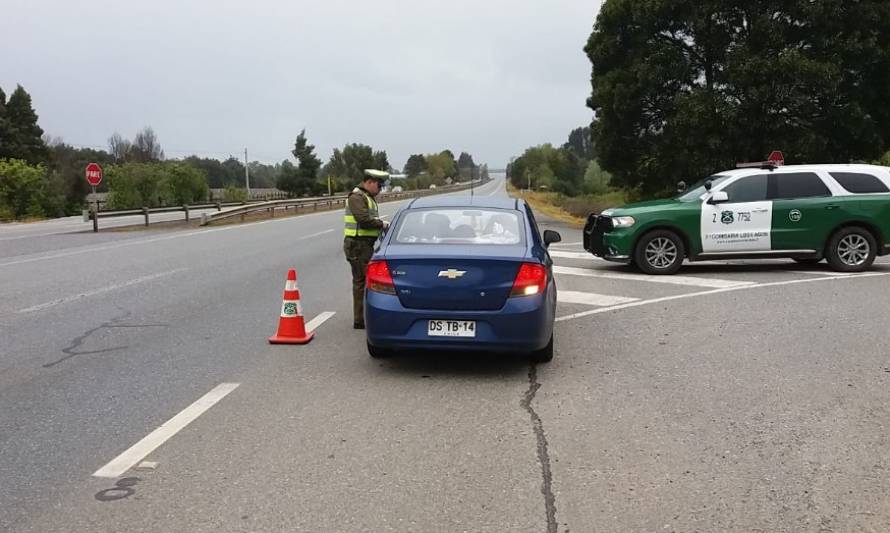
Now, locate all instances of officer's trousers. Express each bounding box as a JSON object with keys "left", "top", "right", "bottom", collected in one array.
[{"left": 343, "top": 237, "right": 375, "bottom": 326}]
